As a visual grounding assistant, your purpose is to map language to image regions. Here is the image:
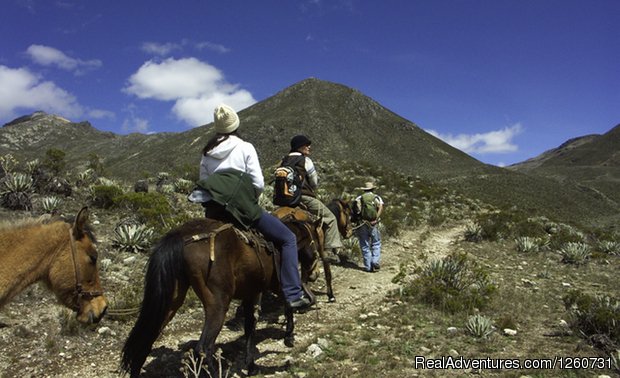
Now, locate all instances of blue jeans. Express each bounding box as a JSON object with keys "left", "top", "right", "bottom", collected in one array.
[
  {"left": 356, "top": 223, "right": 381, "bottom": 271},
  {"left": 254, "top": 211, "right": 303, "bottom": 302}
]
